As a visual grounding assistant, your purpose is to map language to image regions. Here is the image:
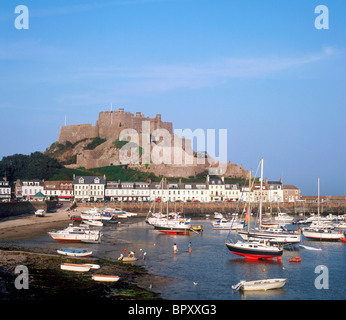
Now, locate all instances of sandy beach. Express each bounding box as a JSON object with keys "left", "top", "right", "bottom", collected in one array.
[{"left": 0, "top": 206, "right": 79, "bottom": 241}]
